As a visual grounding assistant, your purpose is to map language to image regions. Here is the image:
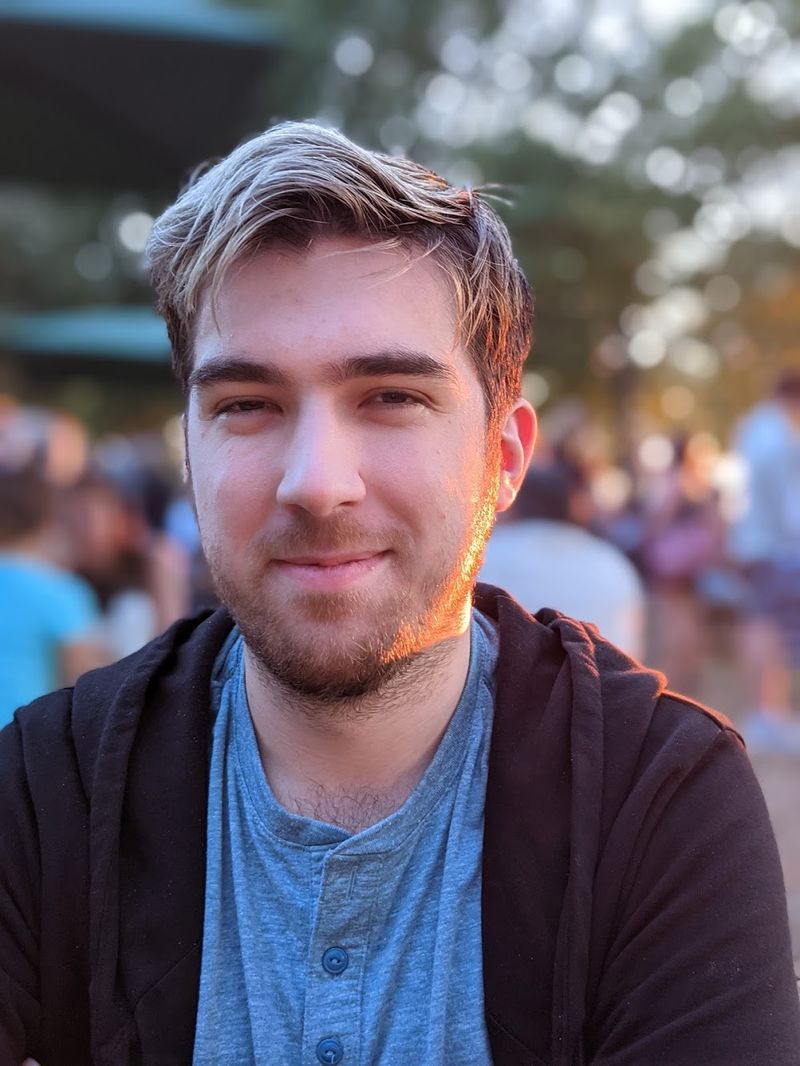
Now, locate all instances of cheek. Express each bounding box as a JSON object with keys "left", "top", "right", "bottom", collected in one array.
[
  {"left": 438, "top": 425, "right": 491, "bottom": 497},
  {"left": 190, "top": 447, "right": 269, "bottom": 544},
  {"left": 191, "top": 427, "right": 254, "bottom": 491},
  {"left": 375, "top": 441, "right": 446, "bottom": 517},
  {"left": 390, "top": 440, "right": 485, "bottom": 534}
]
